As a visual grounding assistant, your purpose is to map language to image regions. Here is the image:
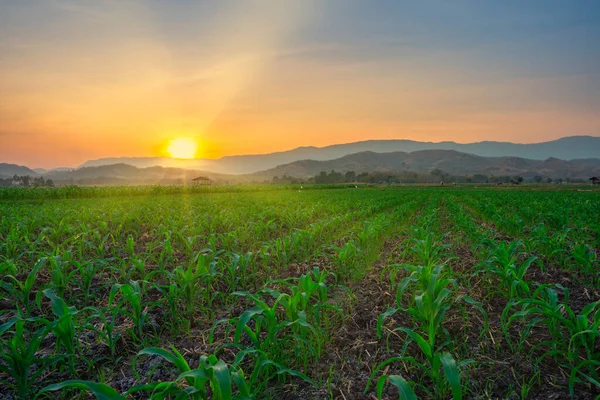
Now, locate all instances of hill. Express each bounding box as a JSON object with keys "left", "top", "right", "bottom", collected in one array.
[
  {"left": 43, "top": 164, "right": 238, "bottom": 185},
  {"left": 0, "top": 163, "right": 39, "bottom": 178},
  {"left": 250, "top": 150, "right": 600, "bottom": 180},
  {"left": 79, "top": 136, "right": 600, "bottom": 174}
]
